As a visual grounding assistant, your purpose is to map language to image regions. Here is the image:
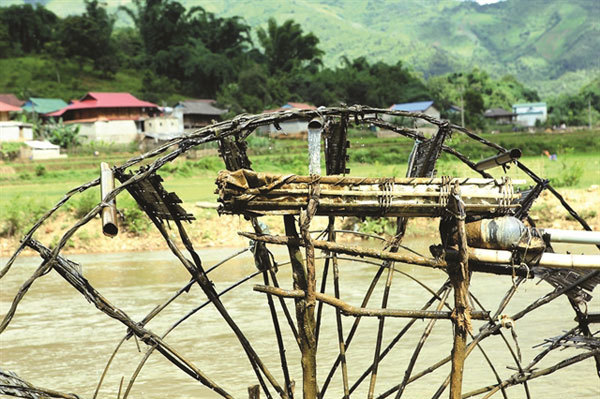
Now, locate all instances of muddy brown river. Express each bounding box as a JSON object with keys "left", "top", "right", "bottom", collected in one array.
[{"left": 1, "top": 242, "right": 598, "bottom": 398}]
